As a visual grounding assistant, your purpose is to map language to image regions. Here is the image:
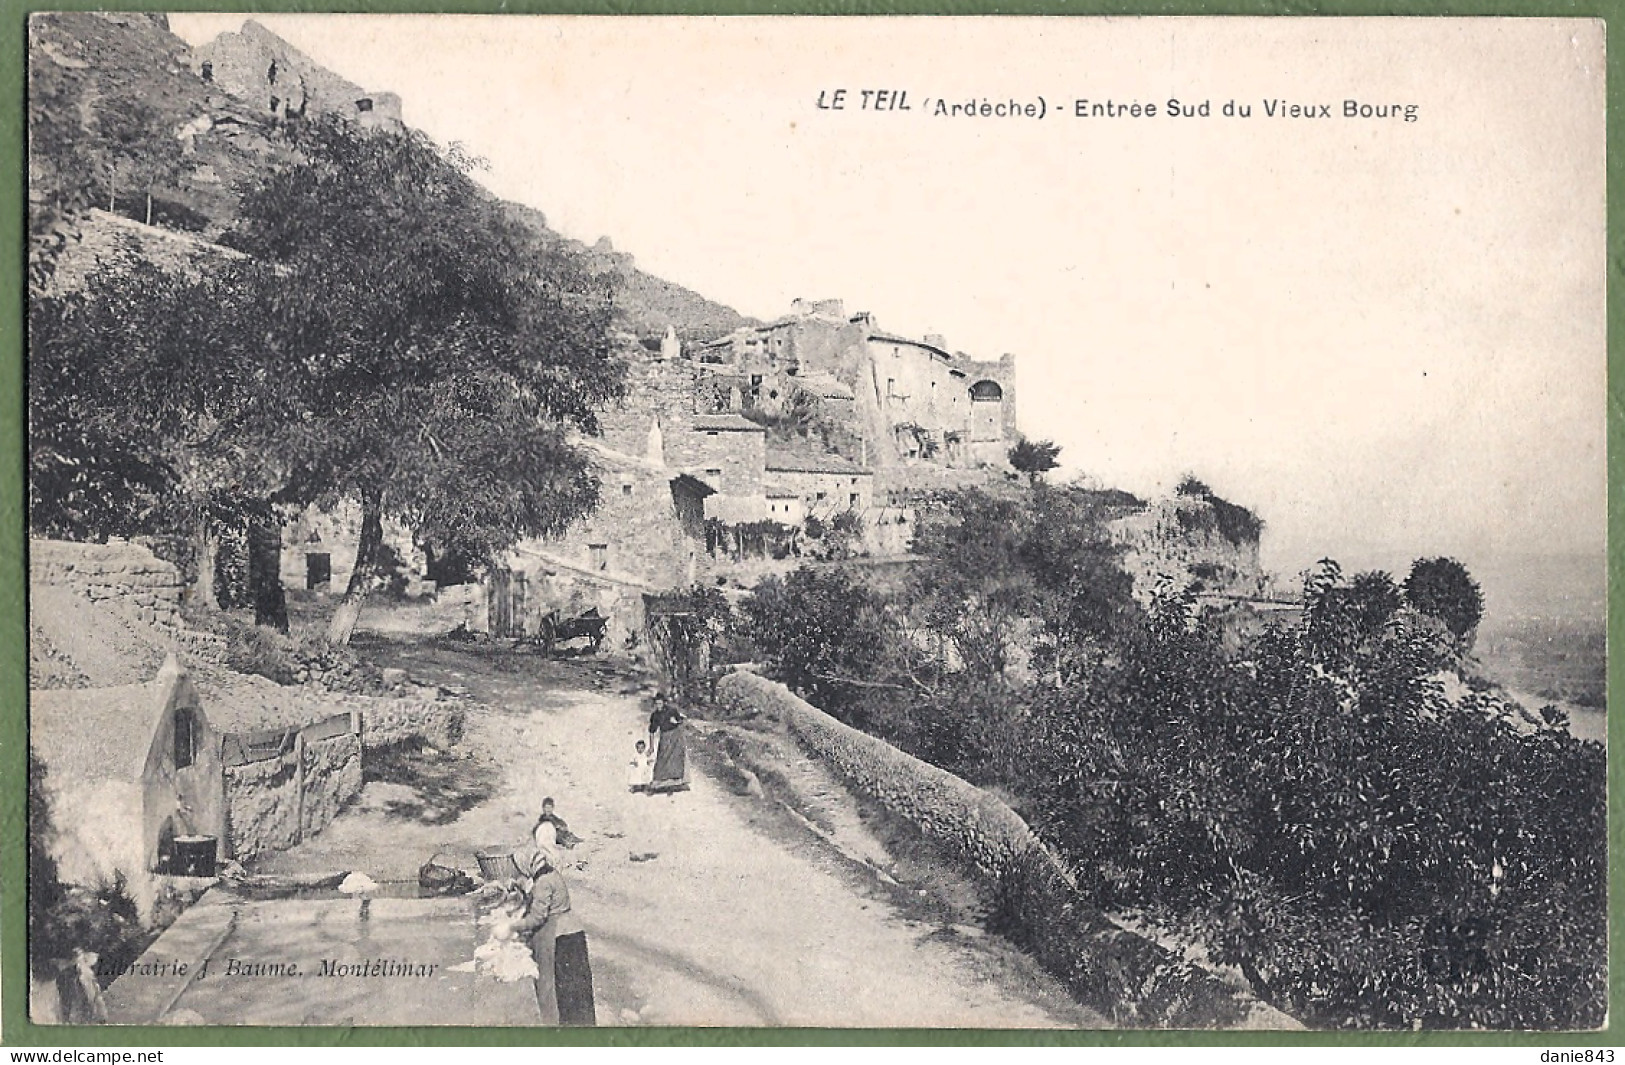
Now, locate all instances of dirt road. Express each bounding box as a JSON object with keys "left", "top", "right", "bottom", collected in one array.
[{"left": 258, "top": 642, "right": 1098, "bottom": 1028}]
